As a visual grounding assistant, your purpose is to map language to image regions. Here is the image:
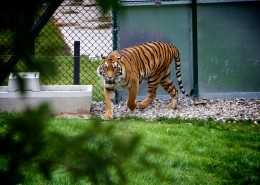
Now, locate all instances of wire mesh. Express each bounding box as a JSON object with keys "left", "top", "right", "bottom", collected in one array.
[{"left": 0, "top": 0, "right": 114, "bottom": 101}]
